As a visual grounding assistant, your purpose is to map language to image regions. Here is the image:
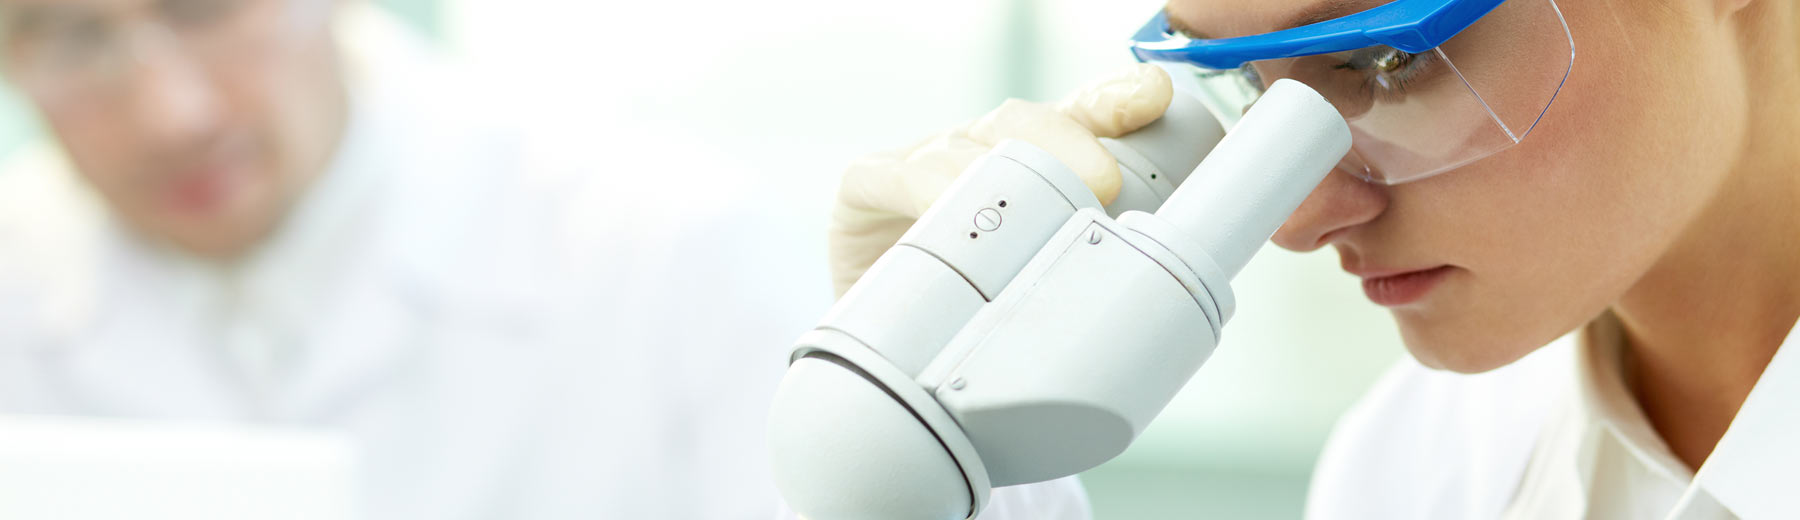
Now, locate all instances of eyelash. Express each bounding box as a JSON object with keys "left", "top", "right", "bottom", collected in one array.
[{"left": 1333, "top": 47, "right": 1436, "bottom": 101}]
